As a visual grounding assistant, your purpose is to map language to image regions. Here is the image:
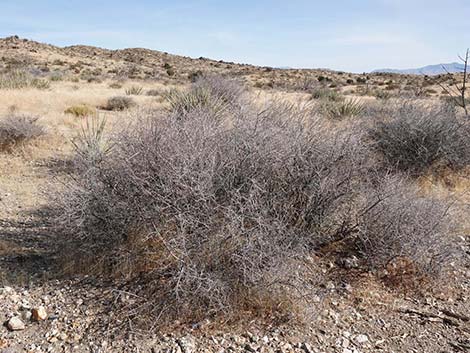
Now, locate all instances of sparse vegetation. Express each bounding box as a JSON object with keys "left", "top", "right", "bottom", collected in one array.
[{"left": 0, "top": 70, "right": 50, "bottom": 90}]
